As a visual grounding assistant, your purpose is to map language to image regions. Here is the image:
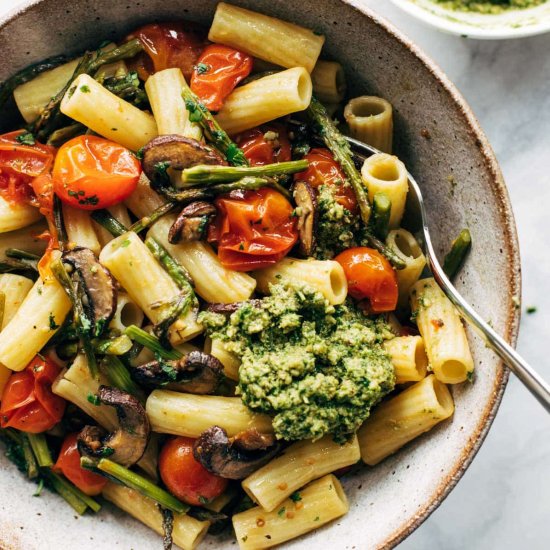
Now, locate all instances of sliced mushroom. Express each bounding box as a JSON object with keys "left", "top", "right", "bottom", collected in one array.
[
  {"left": 142, "top": 135, "right": 225, "bottom": 189},
  {"left": 77, "top": 386, "right": 150, "bottom": 467},
  {"left": 132, "top": 351, "right": 224, "bottom": 394},
  {"left": 193, "top": 426, "right": 280, "bottom": 479},
  {"left": 168, "top": 201, "right": 217, "bottom": 244},
  {"left": 292, "top": 181, "right": 317, "bottom": 257},
  {"left": 62, "top": 247, "right": 117, "bottom": 337},
  {"left": 205, "top": 300, "right": 263, "bottom": 315}
]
